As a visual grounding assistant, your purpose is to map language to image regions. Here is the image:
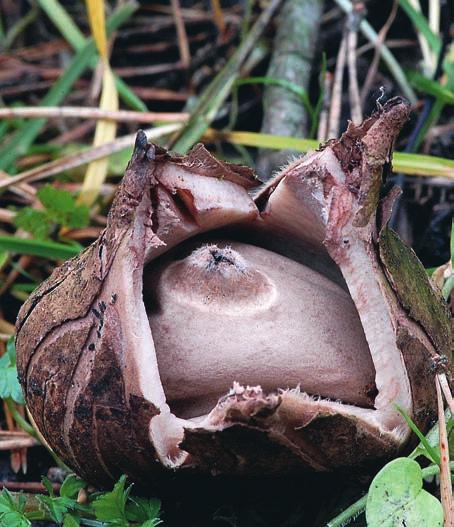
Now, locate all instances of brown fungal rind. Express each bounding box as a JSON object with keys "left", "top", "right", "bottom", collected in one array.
[{"left": 16, "top": 100, "right": 452, "bottom": 486}]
